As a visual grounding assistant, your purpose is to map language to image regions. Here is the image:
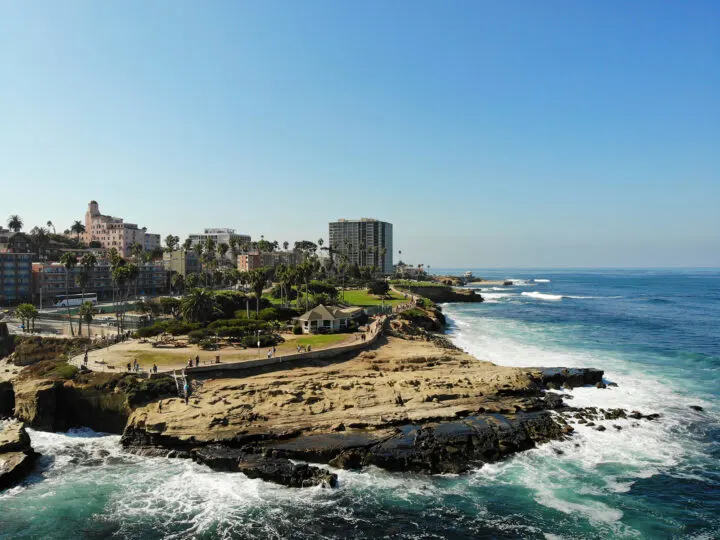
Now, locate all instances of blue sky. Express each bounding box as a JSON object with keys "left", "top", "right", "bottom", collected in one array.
[{"left": 1, "top": 1, "right": 718, "bottom": 267}]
